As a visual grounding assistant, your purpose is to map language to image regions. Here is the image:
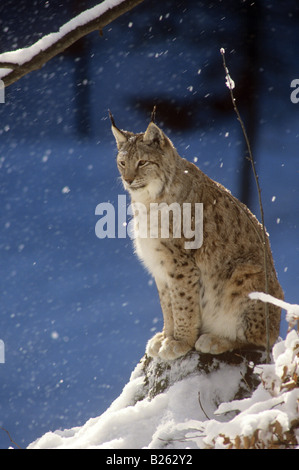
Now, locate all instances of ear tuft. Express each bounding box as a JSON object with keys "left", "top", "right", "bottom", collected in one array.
[
  {"left": 109, "top": 110, "right": 128, "bottom": 149},
  {"left": 143, "top": 122, "right": 164, "bottom": 146}
]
